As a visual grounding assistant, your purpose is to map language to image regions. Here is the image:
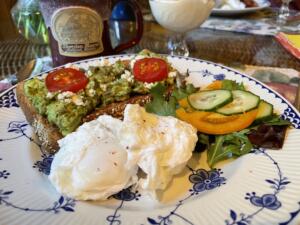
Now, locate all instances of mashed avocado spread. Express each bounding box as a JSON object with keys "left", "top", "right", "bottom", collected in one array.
[{"left": 24, "top": 51, "right": 176, "bottom": 136}]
